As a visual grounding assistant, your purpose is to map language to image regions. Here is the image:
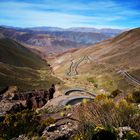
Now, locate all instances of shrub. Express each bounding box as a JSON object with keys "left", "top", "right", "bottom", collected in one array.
[
  {"left": 76, "top": 99, "right": 139, "bottom": 139},
  {"left": 82, "top": 99, "right": 89, "bottom": 105},
  {"left": 33, "top": 136, "right": 47, "bottom": 140},
  {"left": 42, "top": 117, "right": 56, "bottom": 127},
  {"left": 0, "top": 109, "right": 42, "bottom": 139},
  {"left": 126, "top": 93, "right": 133, "bottom": 102},
  {"left": 72, "top": 133, "right": 84, "bottom": 140},
  {"left": 132, "top": 91, "right": 140, "bottom": 103},
  {"left": 87, "top": 77, "right": 96, "bottom": 84},
  {"left": 124, "top": 130, "right": 140, "bottom": 140},
  {"left": 110, "top": 89, "right": 122, "bottom": 98},
  {"left": 94, "top": 83, "right": 98, "bottom": 88},
  {"left": 92, "top": 126, "right": 117, "bottom": 140},
  {"left": 130, "top": 115, "right": 140, "bottom": 133},
  {"left": 72, "top": 126, "right": 117, "bottom": 140},
  {"left": 116, "top": 100, "right": 138, "bottom": 126},
  {"left": 60, "top": 111, "right": 65, "bottom": 117},
  {"left": 94, "top": 94, "right": 108, "bottom": 102},
  {"left": 126, "top": 91, "right": 140, "bottom": 103},
  {"left": 76, "top": 100, "right": 118, "bottom": 139},
  {"left": 65, "top": 105, "right": 72, "bottom": 110}
]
